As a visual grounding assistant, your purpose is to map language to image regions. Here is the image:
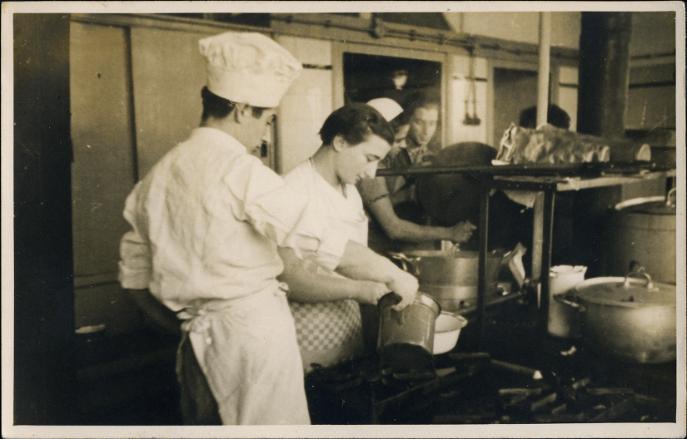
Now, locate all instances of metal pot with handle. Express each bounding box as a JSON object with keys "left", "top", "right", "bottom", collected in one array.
[
  {"left": 377, "top": 292, "right": 441, "bottom": 372},
  {"left": 555, "top": 267, "right": 676, "bottom": 364},
  {"left": 389, "top": 247, "right": 504, "bottom": 312}
]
